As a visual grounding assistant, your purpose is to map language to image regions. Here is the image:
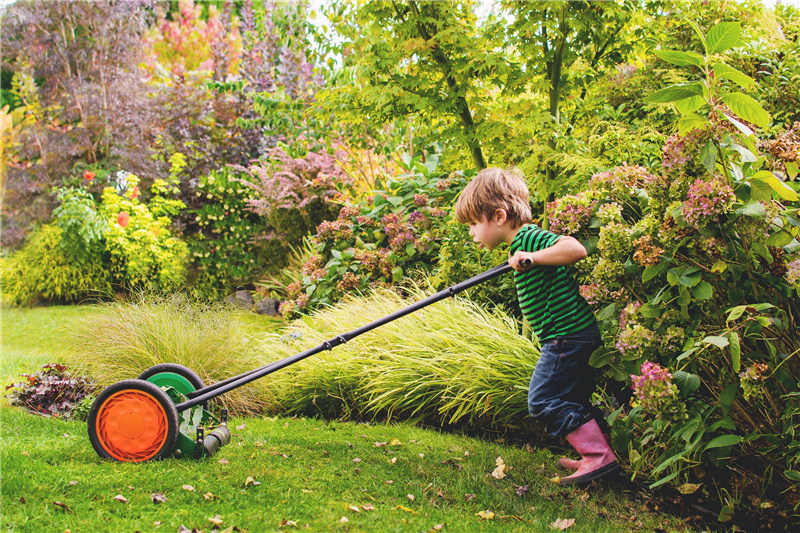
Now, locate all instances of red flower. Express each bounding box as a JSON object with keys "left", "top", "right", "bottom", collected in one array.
[
  {"left": 117, "top": 211, "right": 130, "bottom": 228},
  {"left": 130, "top": 186, "right": 139, "bottom": 200},
  {"left": 84, "top": 171, "right": 95, "bottom": 181}
]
